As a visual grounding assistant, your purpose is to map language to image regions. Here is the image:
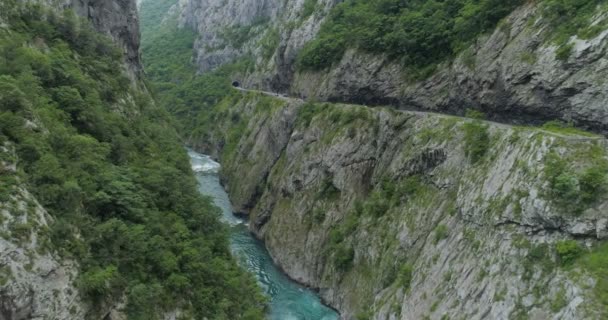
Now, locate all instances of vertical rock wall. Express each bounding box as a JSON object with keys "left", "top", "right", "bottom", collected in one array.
[{"left": 195, "top": 93, "right": 608, "bottom": 319}]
